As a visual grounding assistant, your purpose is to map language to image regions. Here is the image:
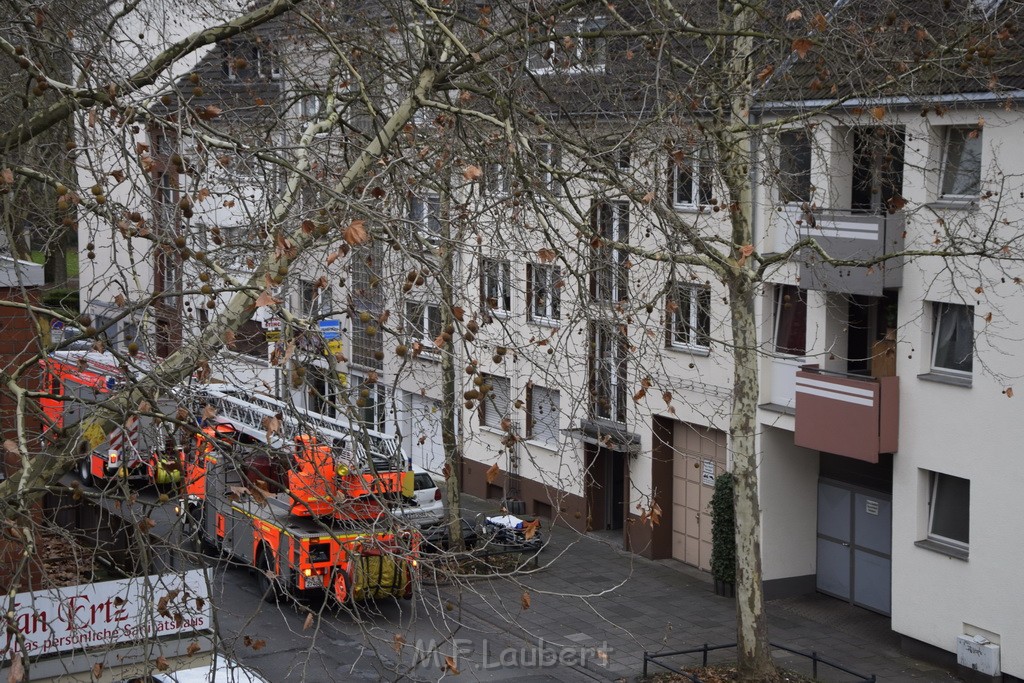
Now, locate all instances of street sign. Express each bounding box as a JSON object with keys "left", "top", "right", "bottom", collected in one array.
[
  {"left": 319, "top": 319, "right": 341, "bottom": 339},
  {"left": 701, "top": 460, "right": 716, "bottom": 486},
  {"left": 261, "top": 317, "right": 282, "bottom": 331}
]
